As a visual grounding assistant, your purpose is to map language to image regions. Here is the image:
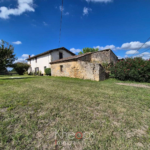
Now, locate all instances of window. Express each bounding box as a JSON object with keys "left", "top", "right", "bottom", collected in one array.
[
  {"left": 35, "top": 57, "right": 37, "bottom": 63},
  {"left": 35, "top": 67, "right": 39, "bottom": 73},
  {"left": 60, "top": 65, "right": 63, "bottom": 72},
  {"left": 59, "top": 52, "right": 63, "bottom": 59},
  {"left": 44, "top": 66, "right": 47, "bottom": 70}
]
